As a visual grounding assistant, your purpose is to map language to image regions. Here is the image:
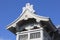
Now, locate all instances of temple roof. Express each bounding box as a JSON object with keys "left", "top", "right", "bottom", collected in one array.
[{"left": 6, "top": 3, "right": 56, "bottom": 34}]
